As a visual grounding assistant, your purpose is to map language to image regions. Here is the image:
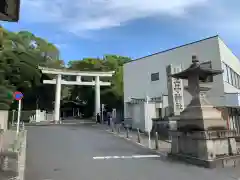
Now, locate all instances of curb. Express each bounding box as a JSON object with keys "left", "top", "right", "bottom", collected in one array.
[
  {"left": 104, "top": 128, "right": 168, "bottom": 157},
  {"left": 24, "top": 121, "right": 95, "bottom": 126}
]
